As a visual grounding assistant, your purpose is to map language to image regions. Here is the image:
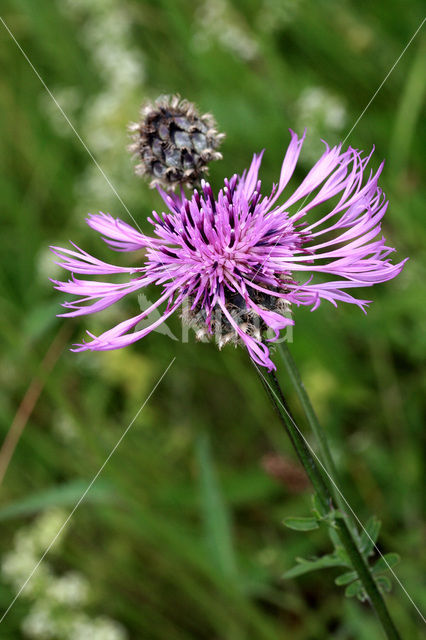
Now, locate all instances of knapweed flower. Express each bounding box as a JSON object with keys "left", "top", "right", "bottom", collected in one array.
[
  {"left": 129, "top": 94, "right": 224, "bottom": 190},
  {"left": 52, "top": 130, "right": 406, "bottom": 370}
]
